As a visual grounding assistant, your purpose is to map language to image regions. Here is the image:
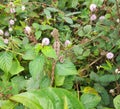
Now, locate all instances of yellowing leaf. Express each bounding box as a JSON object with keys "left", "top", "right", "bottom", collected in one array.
[{"left": 83, "top": 87, "right": 98, "bottom": 95}]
